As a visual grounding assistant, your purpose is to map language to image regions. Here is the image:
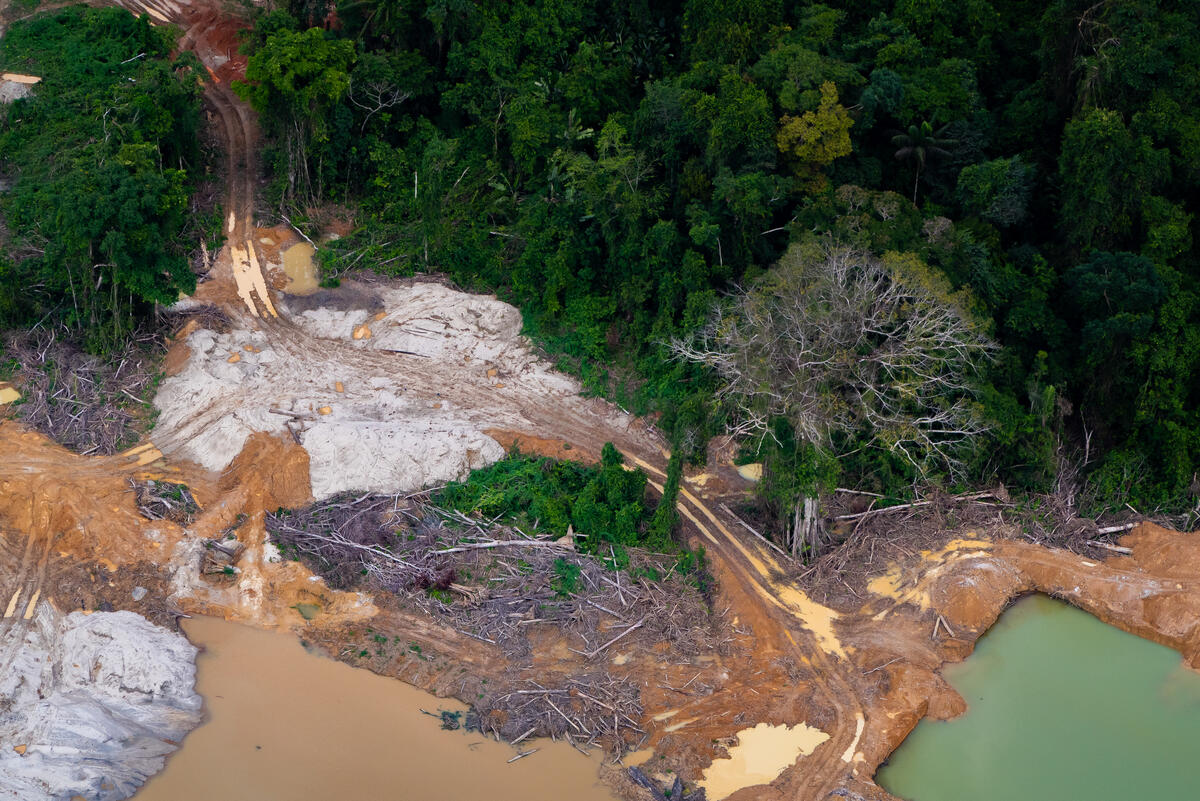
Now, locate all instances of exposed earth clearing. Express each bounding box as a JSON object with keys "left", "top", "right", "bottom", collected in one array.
[
  {"left": 4, "top": 2, "right": 1200, "bottom": 800},
  {"left": 154, "top": 280, "right": 590, "bottom": 499}
]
